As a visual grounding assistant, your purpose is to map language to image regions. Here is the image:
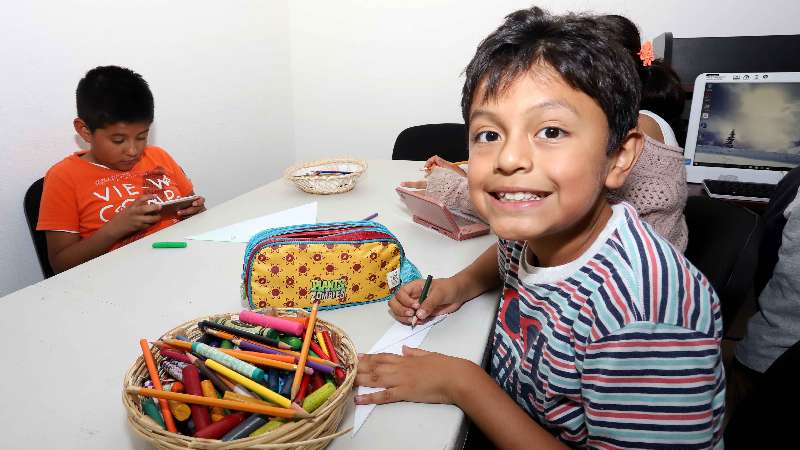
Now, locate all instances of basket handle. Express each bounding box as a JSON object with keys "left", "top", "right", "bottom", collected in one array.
[{"left": 230, "top": 426, "right": 354, "bottom": 449}]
